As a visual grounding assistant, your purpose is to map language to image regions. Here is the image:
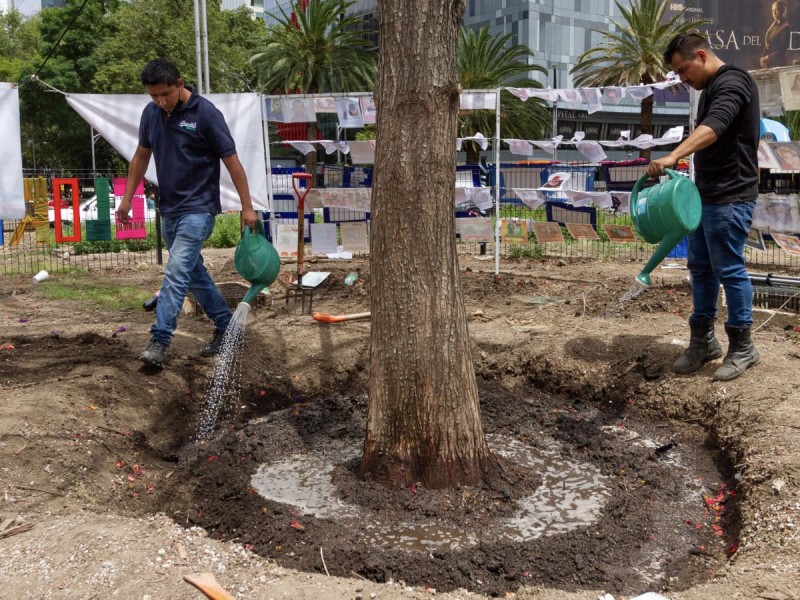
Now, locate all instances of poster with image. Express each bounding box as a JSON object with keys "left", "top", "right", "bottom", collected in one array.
[
  {"left": 531, "top": 222, "right": 564, "bottom": 244},
  {"left": 771, "top": 232, "right": 800, "bottom": 256},
  {"left": 566, "top": 223, "right": 599, "bottom": 240},
  {"left": 603, "top": 224, "right": 637, "bottom": 243}
]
